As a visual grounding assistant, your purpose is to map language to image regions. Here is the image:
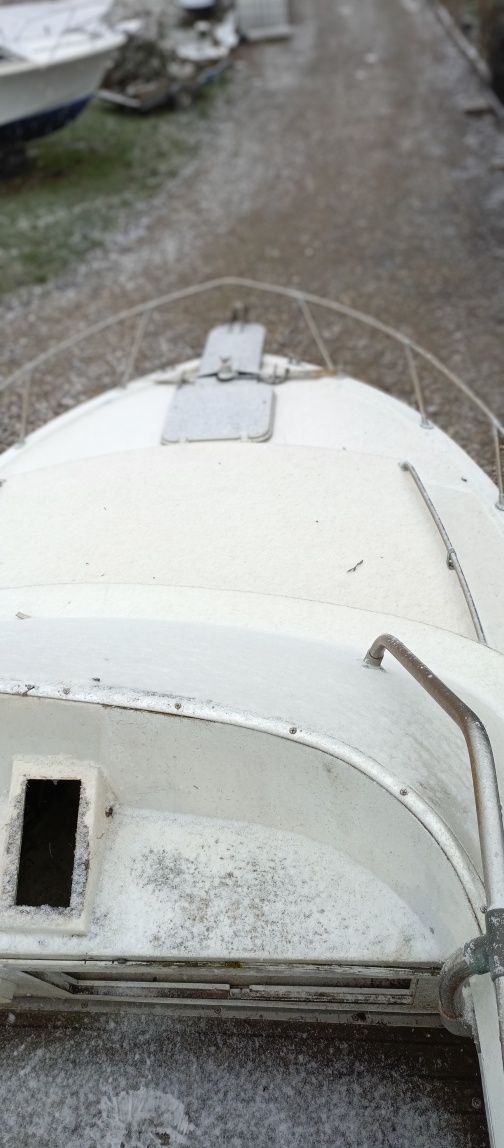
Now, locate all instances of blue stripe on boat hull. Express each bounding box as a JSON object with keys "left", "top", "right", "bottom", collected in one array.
[{"left": 0, "top": 96, "right": 92, "bottom": 147}]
